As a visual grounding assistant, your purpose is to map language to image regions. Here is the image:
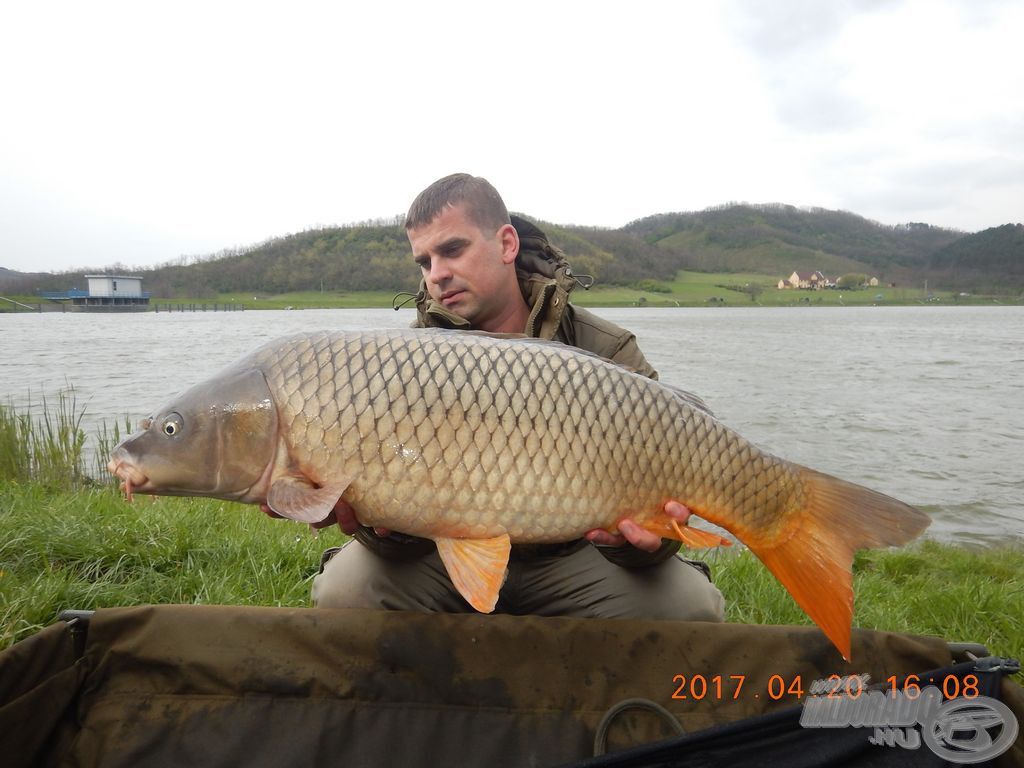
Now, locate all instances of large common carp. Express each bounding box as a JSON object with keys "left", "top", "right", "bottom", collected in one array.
[{"left": 108, "top": 329, "right": 929, "bottom": 659}]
